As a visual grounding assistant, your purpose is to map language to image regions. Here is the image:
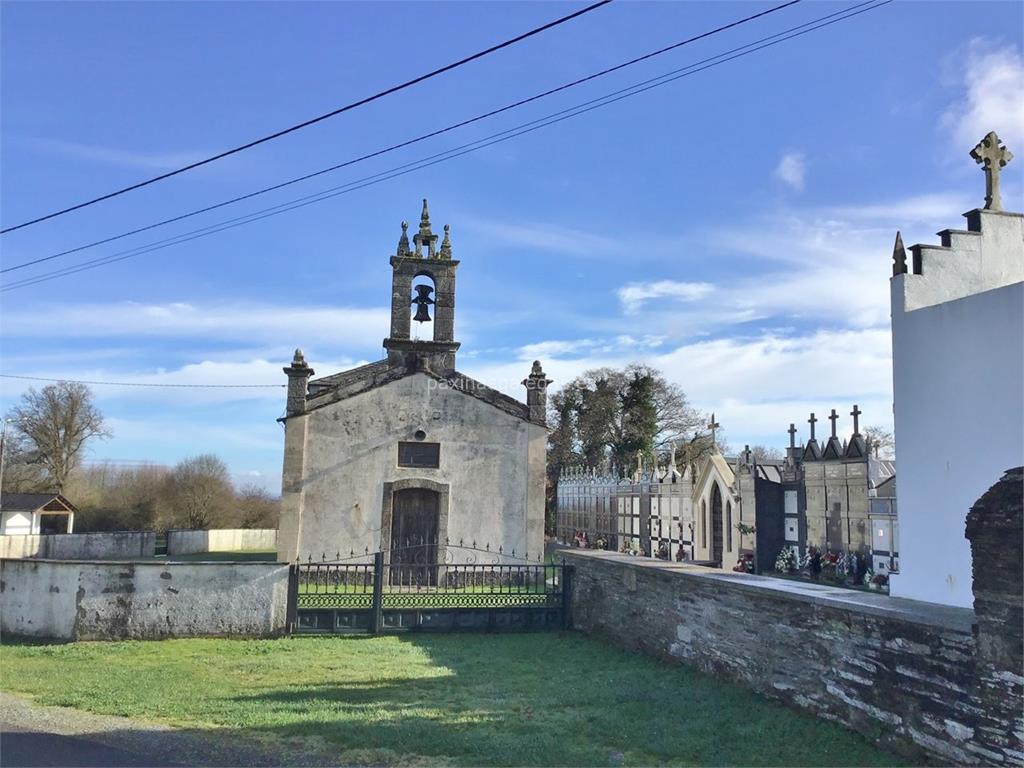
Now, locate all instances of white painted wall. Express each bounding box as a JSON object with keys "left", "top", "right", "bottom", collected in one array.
[
  {"left": 0, "top": 511, "right": 33, "bottom": 535},
  {"left": 889, "top": 209, "right": 1024, "bottom": 607},
  {"left": 0, "top": 531, "right": 155, "bottom": 559},
  {"left": 167, "top": 528, "right": 278, "bottom": 555},
  {"left": 0, "top": 559, "right": 289, "bottom": 640}
]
